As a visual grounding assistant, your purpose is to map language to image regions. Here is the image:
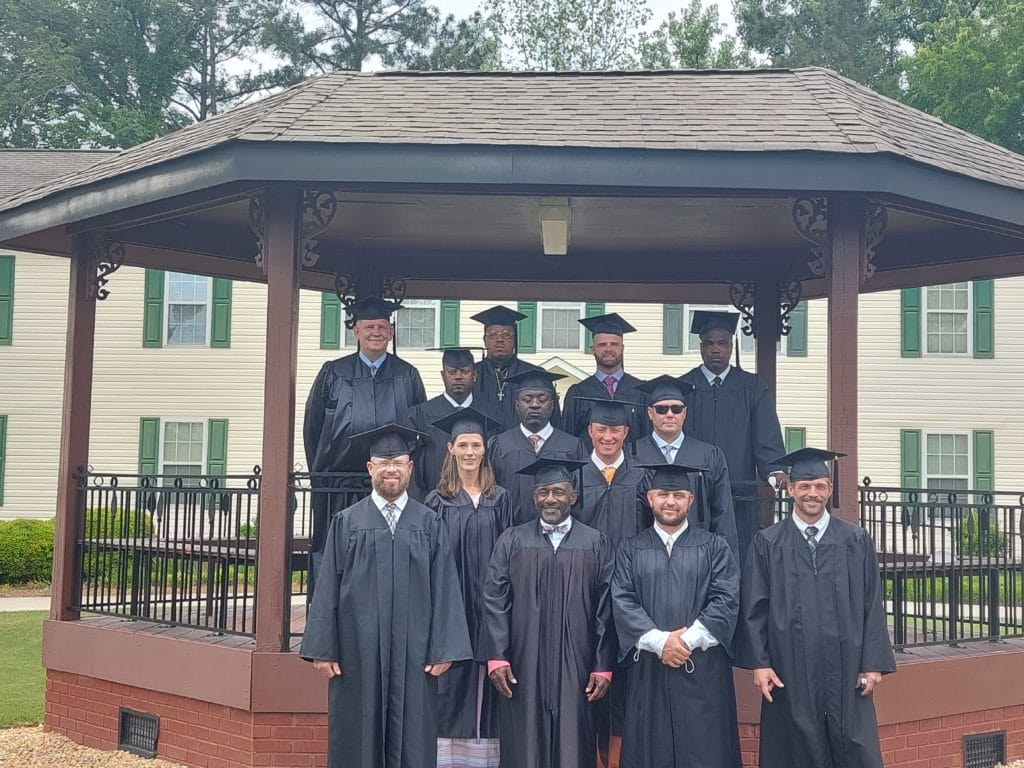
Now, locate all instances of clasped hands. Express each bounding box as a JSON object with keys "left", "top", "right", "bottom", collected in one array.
[
  {"left": 488, "top": 666, "right": 610, "bottom": 703},
  {"left": 313, "top": 659, "right": 452, "bottom": 680},
  {"left": 659, "top": 626, "right": 693, "bottom": 668}
]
